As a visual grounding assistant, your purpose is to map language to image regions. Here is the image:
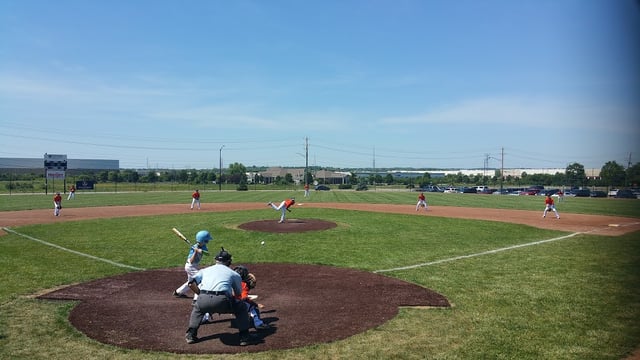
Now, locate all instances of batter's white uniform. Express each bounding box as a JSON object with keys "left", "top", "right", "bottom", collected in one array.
[{"left": 175, "top": 244, "right": 208, "bottom": 299}]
